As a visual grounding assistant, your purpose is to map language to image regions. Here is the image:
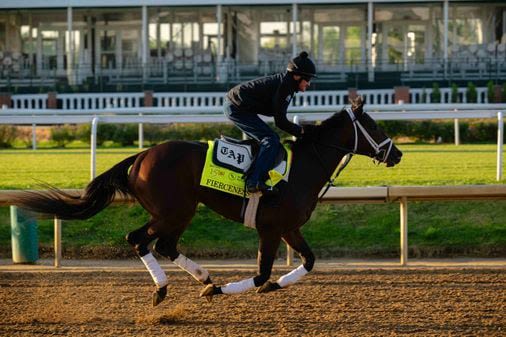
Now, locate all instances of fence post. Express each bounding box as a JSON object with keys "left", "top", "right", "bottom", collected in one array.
[
  {"left": 498, "top": 111, "right": 504, "bottom": 181},
  {"left": 394, "top": 86, "right": 410, "bottom": 104},
  {"left": 0, "top": 92, "right": 12, "bottom": 110},
  {"left": 47, "top": 92, "right": 57, "bottom": 109},
  {"left": 454, "top": 117, "right": 460, "bottom": 146},
  {"left": 90, "top": 116, "right": 99, "bottom": 180},
  {"left": 400, "top": 196, "right": 408, "bottom": 266},
  {"left": 32, "top": 123, "right": 37, "bottom": 150},
  {"left": 54, "top": 217, "right": 62, "bottom": 268}
]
